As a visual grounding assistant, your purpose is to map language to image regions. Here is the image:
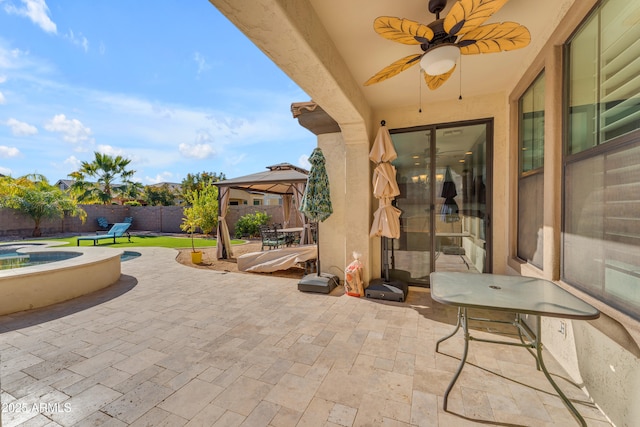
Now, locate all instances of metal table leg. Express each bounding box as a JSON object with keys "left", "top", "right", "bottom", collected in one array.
[
  {"left": 442, "top": 307, "right": 469, "bottom": 411},
  {"left": 436, "top": 307, "right": 462, "bottom": 352},
  {"left": 535, "top": 316, "right": 587, "bottom": 427},
  {"left": 436, "top": 310, "right": 588, "bottom": 425}
]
